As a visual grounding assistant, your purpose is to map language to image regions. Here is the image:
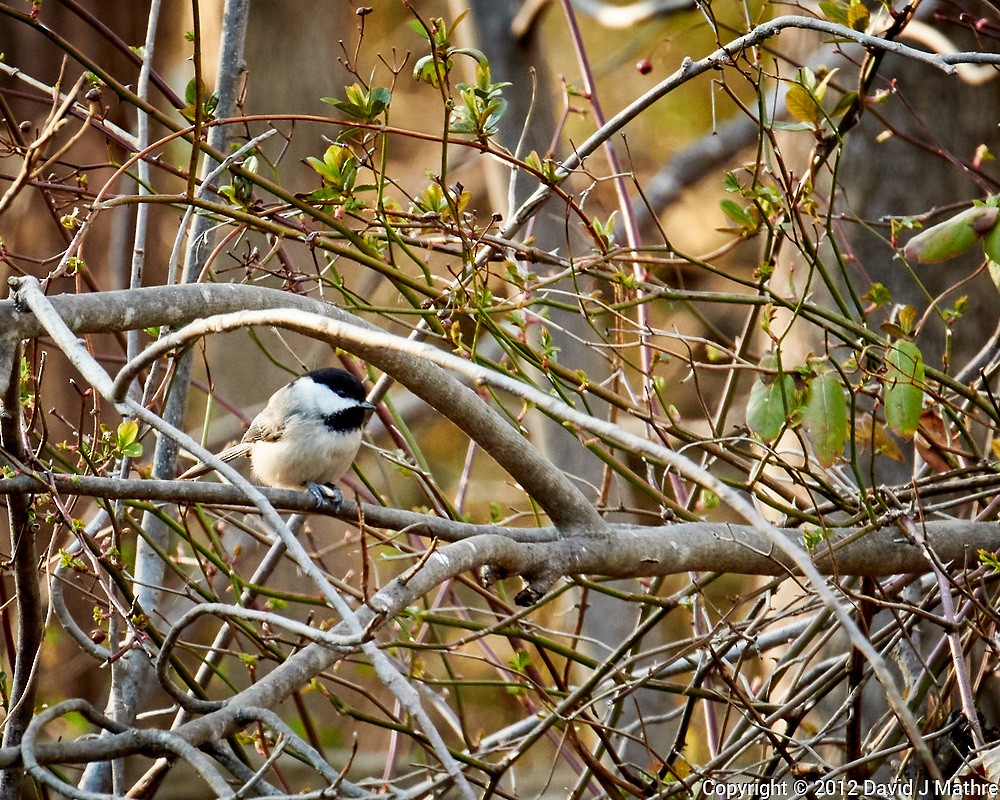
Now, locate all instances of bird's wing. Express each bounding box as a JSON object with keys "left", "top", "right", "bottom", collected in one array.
[
  {"left": 179, "top": 388, "right": 288, "bottom": 479},
  {"left": 240, "top": 403, "right": 285, "bottom": 444}
]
